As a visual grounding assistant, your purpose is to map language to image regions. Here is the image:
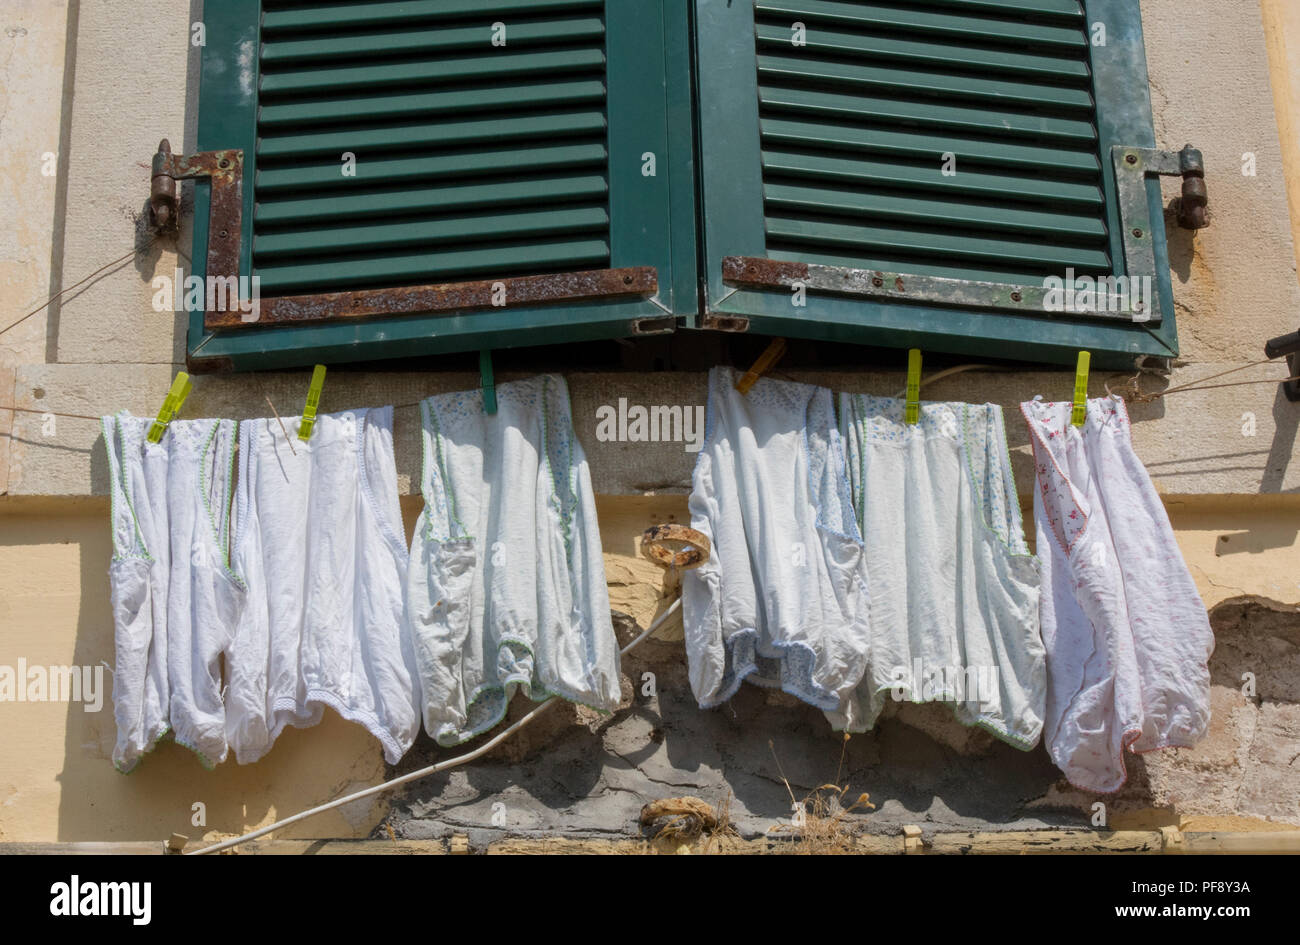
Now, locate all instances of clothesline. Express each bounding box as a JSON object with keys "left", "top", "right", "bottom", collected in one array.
[
  {"left": 4, "top": 365, "right": 1297, "bottom": 429},
  {"left": 1112, "top": 357, "right": 1289, "bottom": 402},
  {"left": 0, "top": 237, "right": 158, "bottom": 340}
]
